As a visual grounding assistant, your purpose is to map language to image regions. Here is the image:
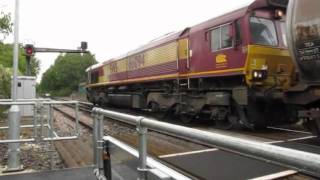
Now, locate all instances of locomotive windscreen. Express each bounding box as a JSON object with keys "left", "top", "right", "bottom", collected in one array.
[
  {"left": 287, "top": 0, "right": 320, "bottom": 82},
  {"left": 267, "top": 0, "right": 288, "bottom": 8}
]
